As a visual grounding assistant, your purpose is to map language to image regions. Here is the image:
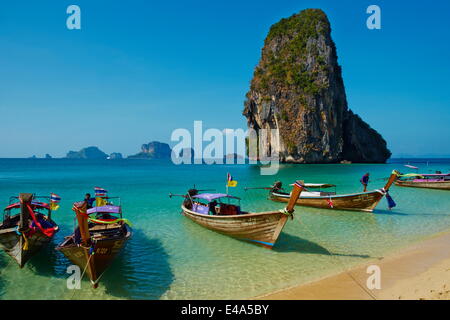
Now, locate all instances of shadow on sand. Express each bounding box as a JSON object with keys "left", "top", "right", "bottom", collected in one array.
[
  {"left": 374, "top": 209, "right": 450, "bottom": 217},
  {"left": 274, "top": 233, "right": 376, "bottom": 259}
]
